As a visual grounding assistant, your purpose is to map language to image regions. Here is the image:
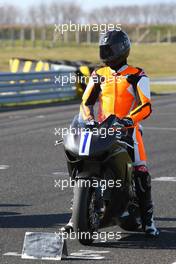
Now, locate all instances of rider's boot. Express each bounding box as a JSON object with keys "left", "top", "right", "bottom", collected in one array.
[
  {"left": 134, "top": 165, "right": 160, "bottom": 238},
  {"left": 60, "top": 199, "right": 74, "bottom": 233},
  {"left": 60, "top": 217, "right": 74, "bottom": 233}
]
